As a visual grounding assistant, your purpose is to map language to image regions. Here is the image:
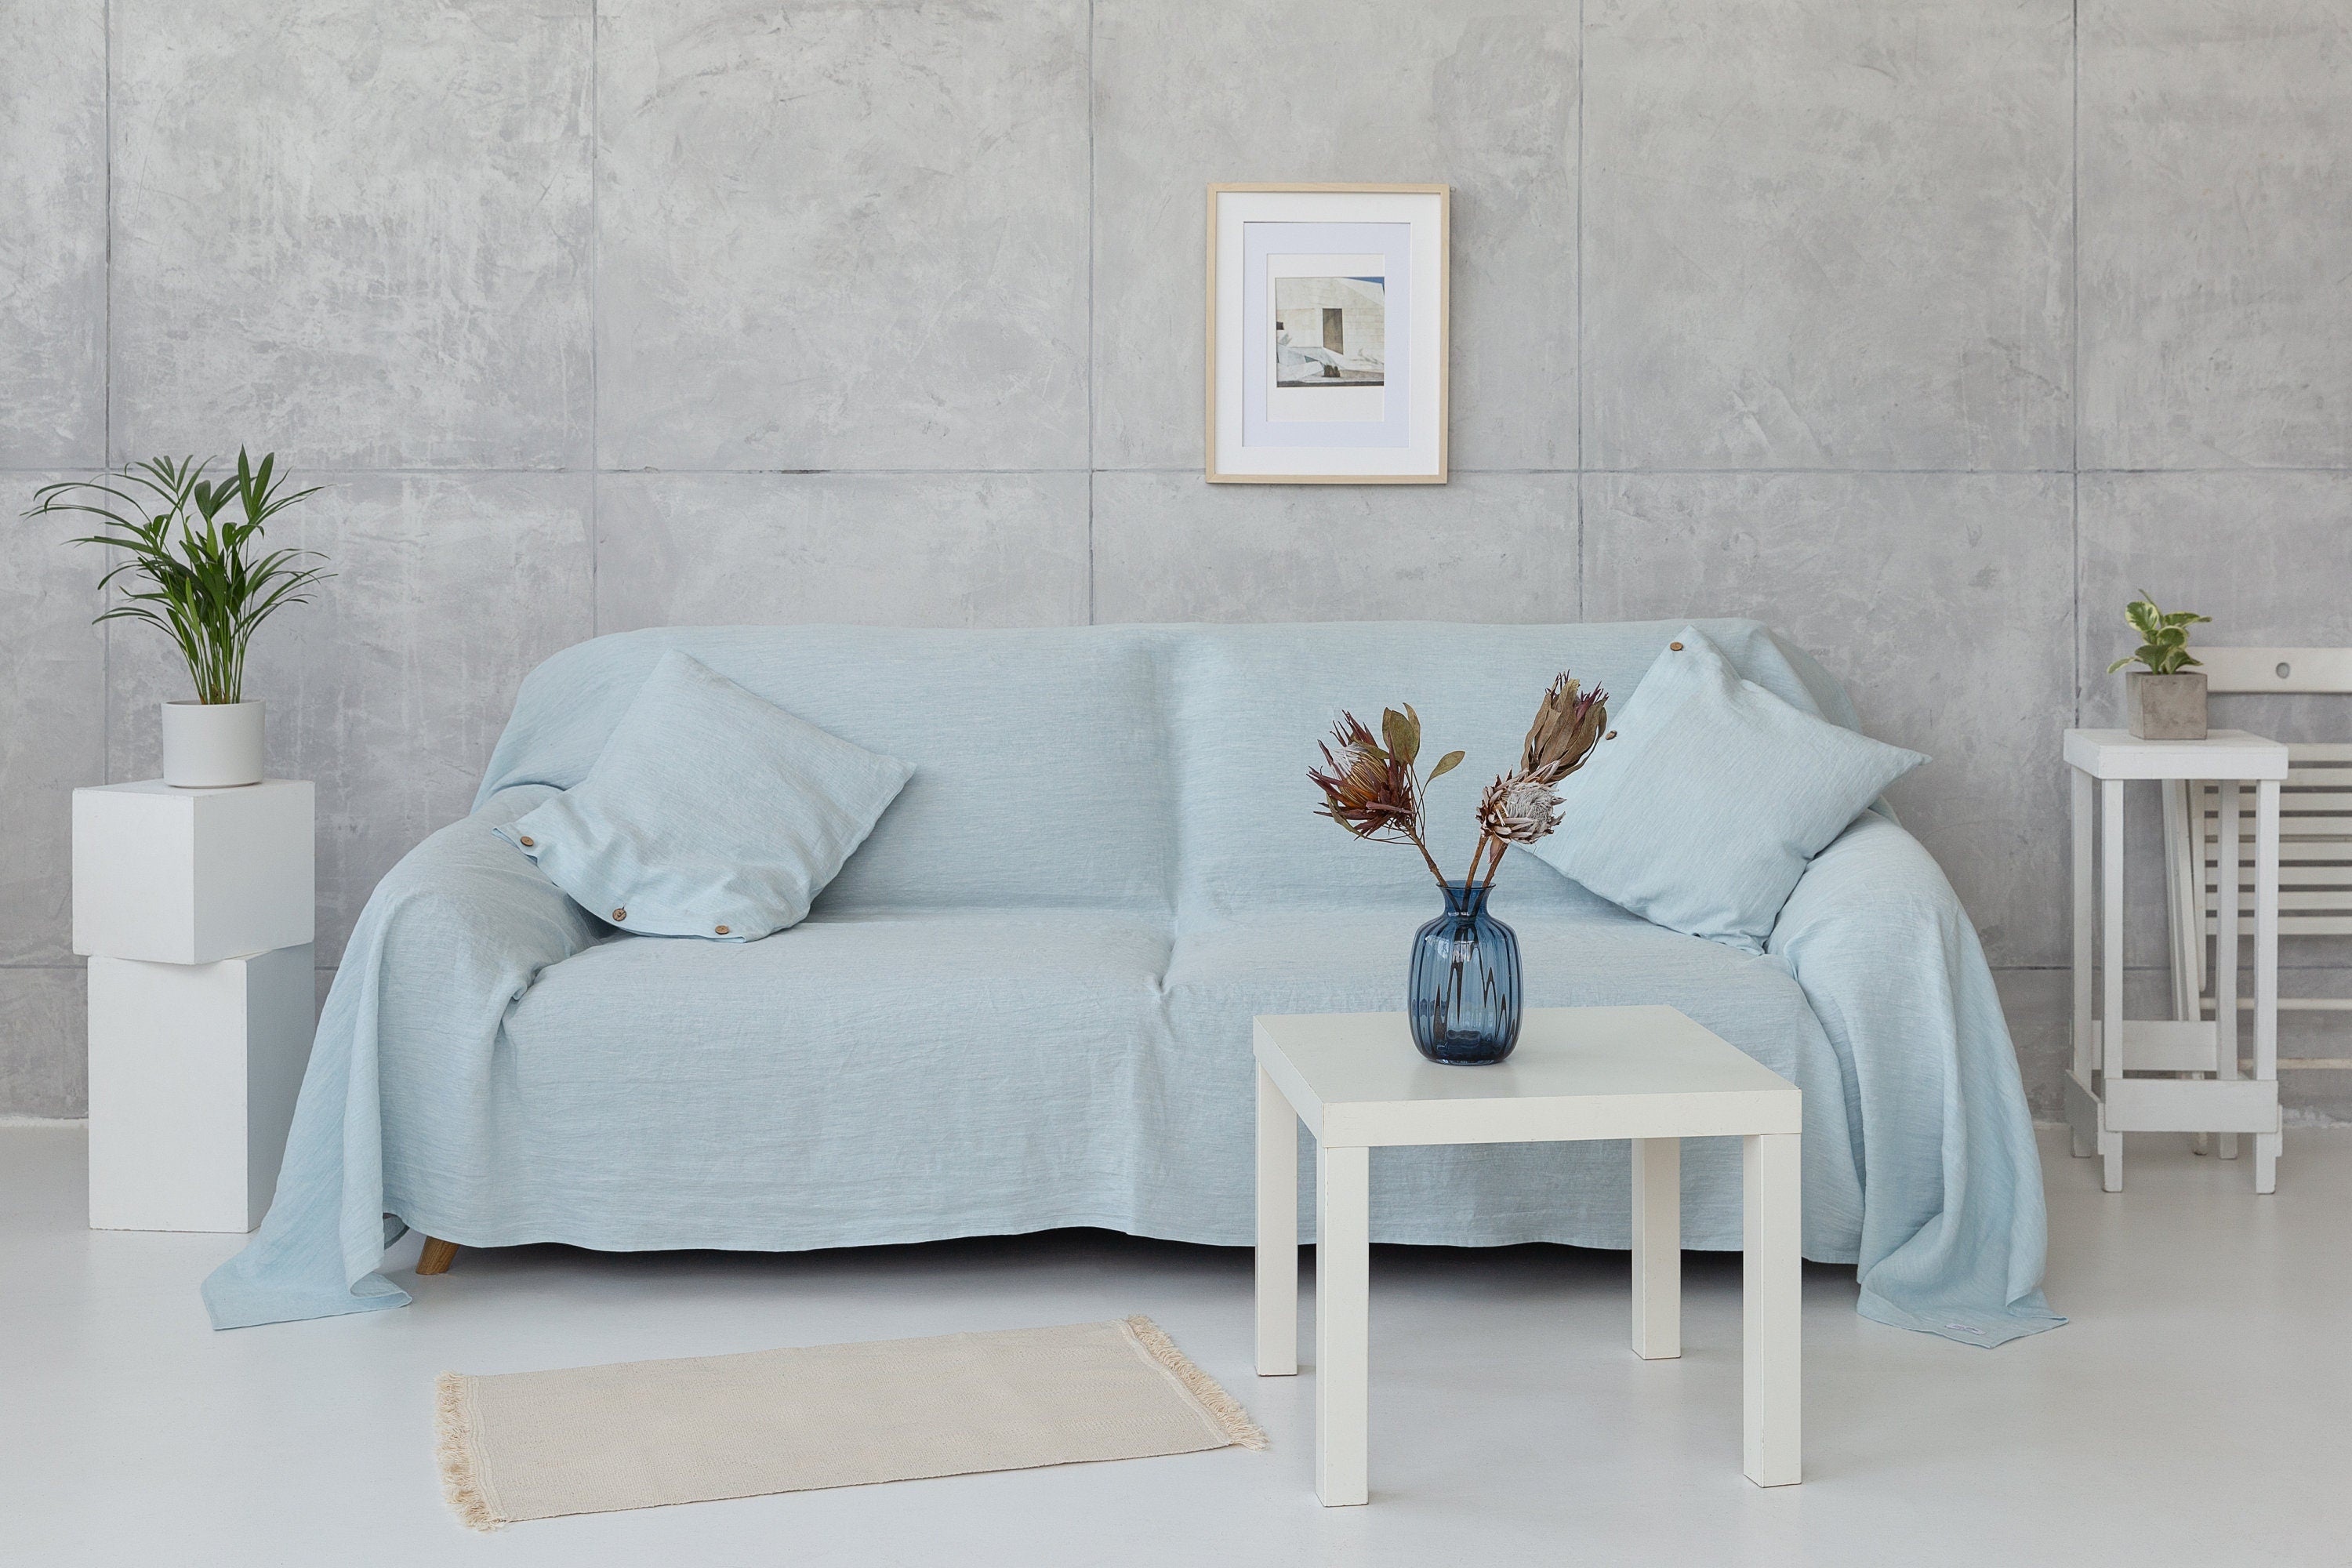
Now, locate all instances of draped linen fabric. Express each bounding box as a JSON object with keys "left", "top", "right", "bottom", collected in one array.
[{"left": 203, "top": 619, "right": 2061, "bottom": 1348}]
